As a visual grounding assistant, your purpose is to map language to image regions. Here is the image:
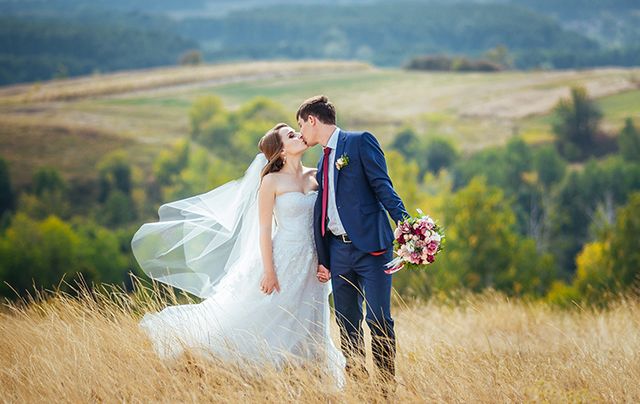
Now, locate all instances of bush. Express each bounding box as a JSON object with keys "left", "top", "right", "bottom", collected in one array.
[
  {"left": 618, "top": 118, "right": 640, "bottom": 162},
  {"left": 425, "top": 137, "right": 458, "bottom": 174},
  {"left": 405, "top": 55, "right": 503, "bottom": 72},
  {"left": 552, "top": 86, "right": 603, "bottom": 161},
  {"left": 179, "top": 49, "right": 203, "bottom": 65}
]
